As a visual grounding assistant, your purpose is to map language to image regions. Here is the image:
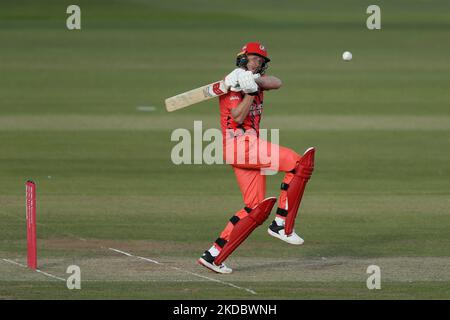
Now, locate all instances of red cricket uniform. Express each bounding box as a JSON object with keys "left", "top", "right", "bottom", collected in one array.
[
  {"left": 198, "top": 43, "right": 315, "bottom": 271},
  {"left": 216, "top": 87, "right": 302, "bottom": 243},
  {"left": 220, "top": 90, "right": 263, "bottom": 135}
]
